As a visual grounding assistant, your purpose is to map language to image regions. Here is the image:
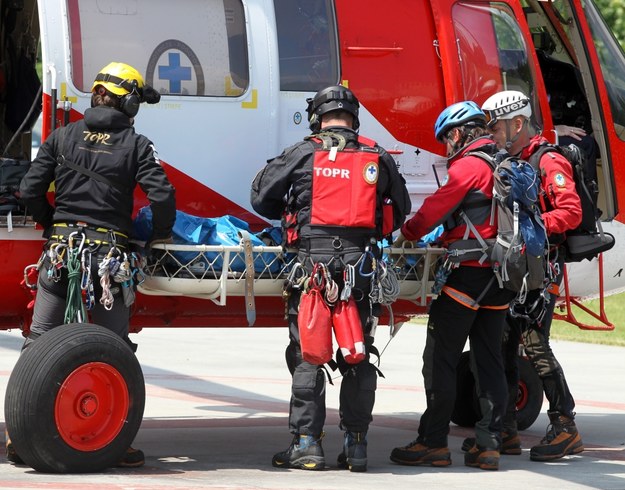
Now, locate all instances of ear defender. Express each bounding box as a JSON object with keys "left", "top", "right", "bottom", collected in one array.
[
  {"left": 306, "top": 97, "right": 320, "bottom": 132},
  {"left": 119, "top": 80, "right": 141, "bottom": 118},
  {"left": 309, "top": 113, "right": 320, "bottom": 132}
]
